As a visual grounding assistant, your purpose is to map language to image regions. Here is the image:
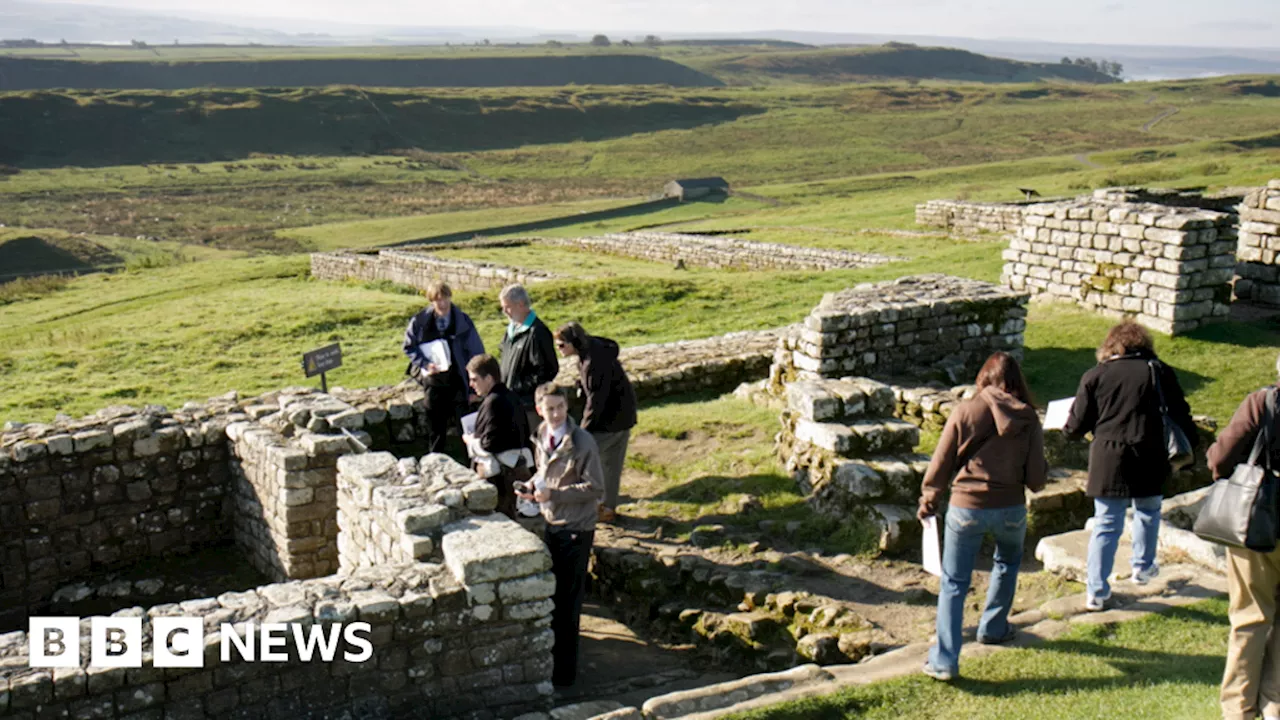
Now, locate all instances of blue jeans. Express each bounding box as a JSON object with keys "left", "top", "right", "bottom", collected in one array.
[
  {"left": 928, "top": 504, "right": 1027, "bottom": 675},
  {"left": 1086, "top": 495, "right": 1162, "bottom": 600}
]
